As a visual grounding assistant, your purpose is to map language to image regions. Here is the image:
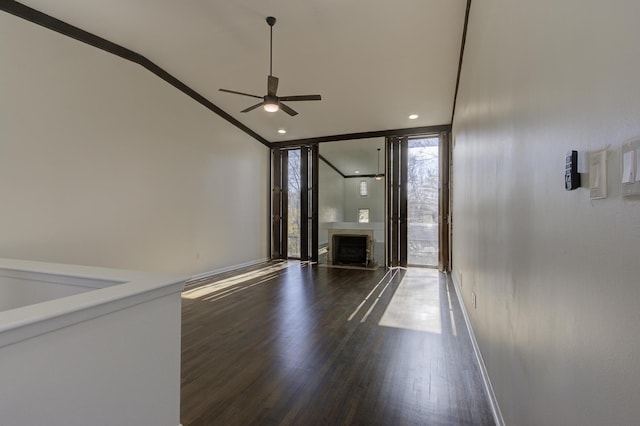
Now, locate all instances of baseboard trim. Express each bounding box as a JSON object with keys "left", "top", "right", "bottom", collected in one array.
[
  {"left": 451, "top": 273, "right": 505, "bottom": 426},
  {"left": 189, "top": 257, "right": 271, "bottom": 282}
]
